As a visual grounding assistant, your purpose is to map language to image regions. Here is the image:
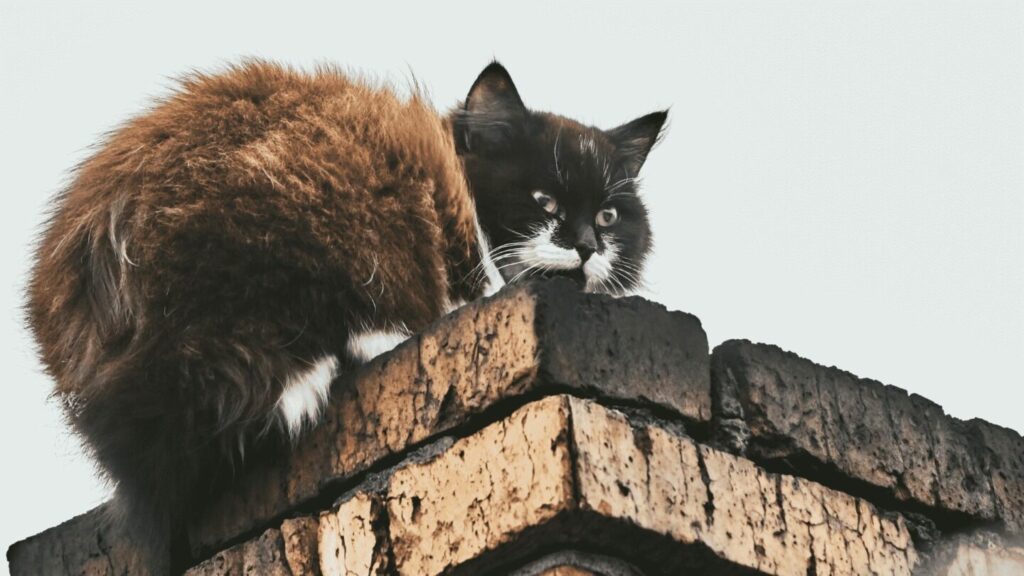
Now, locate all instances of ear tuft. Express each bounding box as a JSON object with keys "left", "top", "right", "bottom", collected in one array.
[{"left": 607, "top": 110, "right": 668, "bottom": 177}]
